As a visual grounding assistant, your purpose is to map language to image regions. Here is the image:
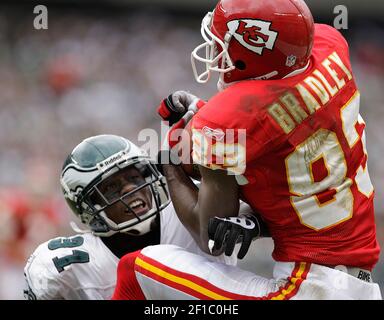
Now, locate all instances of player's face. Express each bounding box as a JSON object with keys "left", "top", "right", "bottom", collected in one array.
[{"left": 96, "top": 166, "right": 153, "bottom": 224}]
